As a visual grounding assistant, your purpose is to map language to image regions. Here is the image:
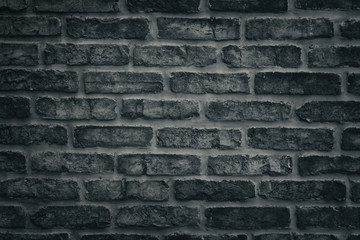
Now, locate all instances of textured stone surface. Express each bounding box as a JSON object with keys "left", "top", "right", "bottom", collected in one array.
[
  {"left": 34, "top": 0, "right": 119, "bottom": 12},
  {"left": 342, "top": 128, "right": 360, "bottom": 150},
  {"left": 0, "top": 206, "right": 26, "bottom": 228},
  {"left": 0, "top": 151, "right": 26, "bottom": 173},
  {"left": 308, "top": 46, "right": 360, "bottom": 68},
  {"left": 0, "top": 43, "right": 38, "bottom": 66},
  {"left": 127, "top": 0, "right": 200, "bottom": 13},
  {"left": 84, "top": 180, "right": 125, "bottom": 201},
  {"left": 295, "top": 0, "right": 360, "bottom": 10},
  {"left": 0, "top": 97, "right": 30, "bottom": 119},
  {"left": 126, "top": 181, "right": 169, "bottom": 201},
  {"left": 348, "top": 73, "right": 360, "bottom": 95},
  {"left": 341, "top": 20, "right": 360, "bottom": 39},
  {"left": 0, "top": 0, "right": 27, "bottom": 11},
  {"left": 209, "top": 0, "right": 287, "bottom": 12},
  {"left": 351, "top": 181, "right": 360, "bottom": 203}
]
